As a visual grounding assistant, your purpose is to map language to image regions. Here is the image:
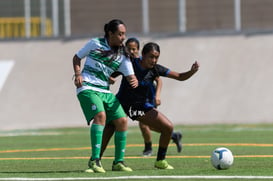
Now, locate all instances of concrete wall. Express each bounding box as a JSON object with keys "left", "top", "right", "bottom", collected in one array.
[
  {"left": 70, "top": 0, "right": 273, "bottom": 35},
  {"left": 0, "top": 33, "right": 273, "bottom": 130}
]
